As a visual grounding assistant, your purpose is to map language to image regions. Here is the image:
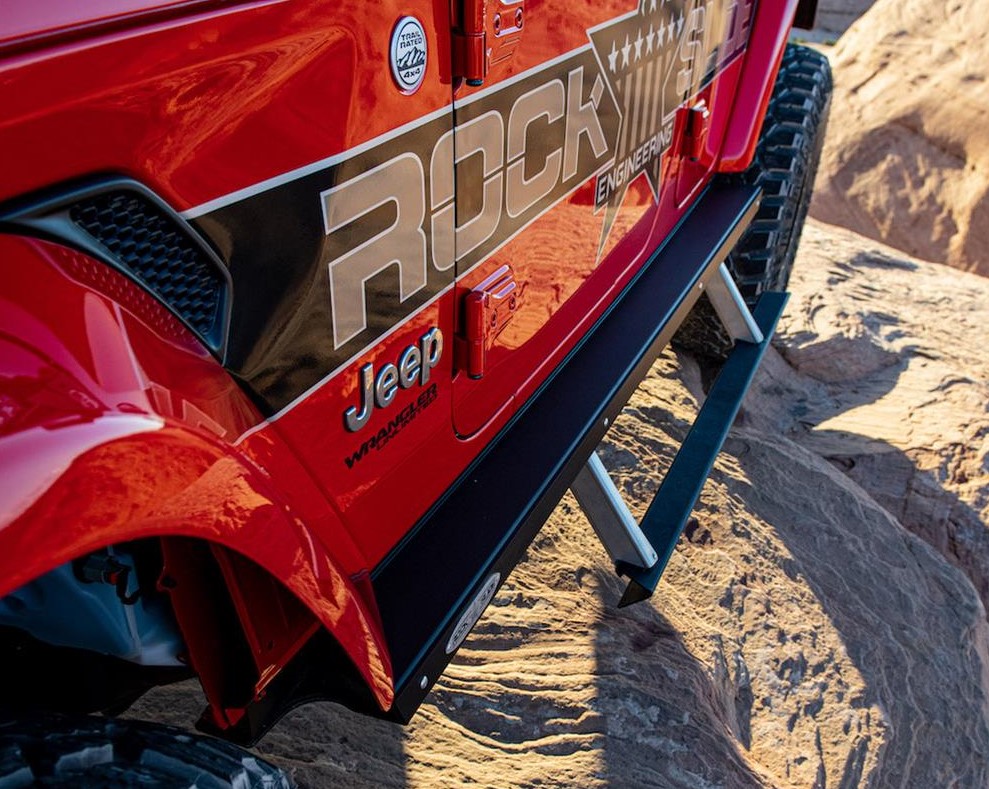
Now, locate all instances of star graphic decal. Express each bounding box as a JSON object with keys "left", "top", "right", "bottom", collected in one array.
[{"left": 584, "top": 0, "right": 755, "bottom": 256}]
